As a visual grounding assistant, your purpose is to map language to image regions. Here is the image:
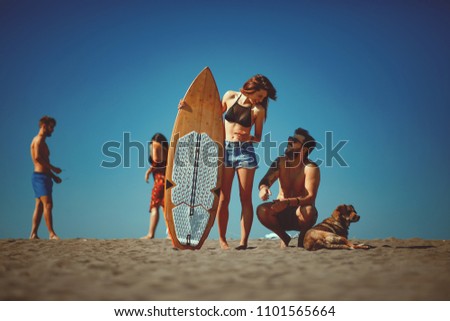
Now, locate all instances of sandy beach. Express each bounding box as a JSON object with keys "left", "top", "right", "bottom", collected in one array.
[{"left": 0, "top": 238, "right": 449, "bottom": 301}]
